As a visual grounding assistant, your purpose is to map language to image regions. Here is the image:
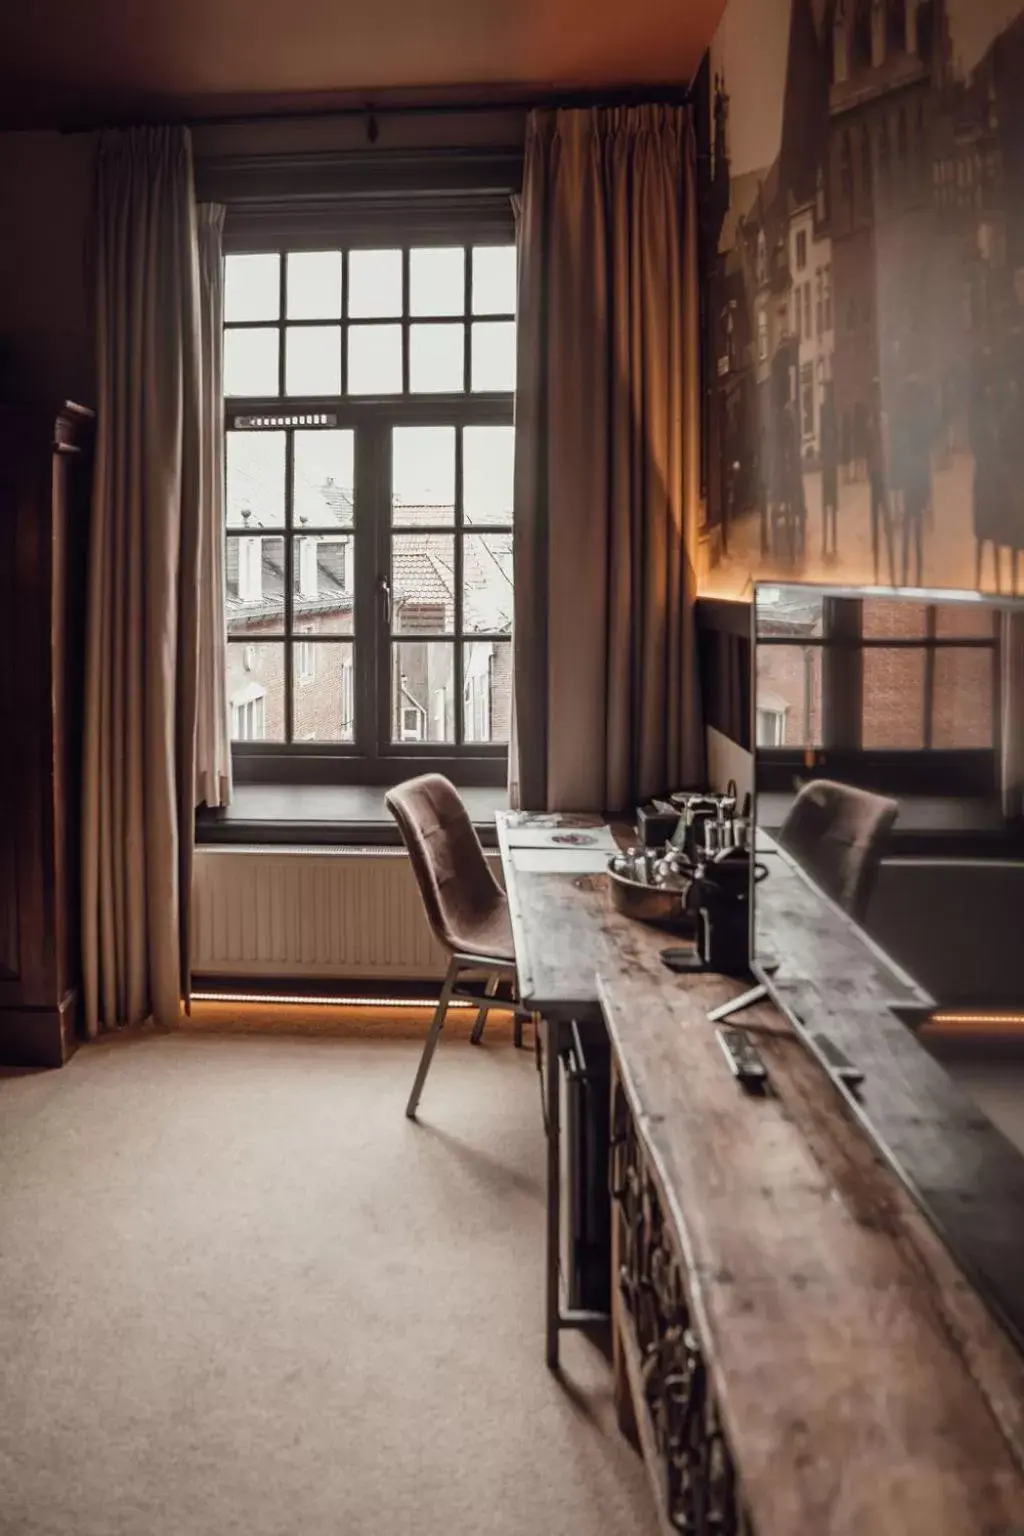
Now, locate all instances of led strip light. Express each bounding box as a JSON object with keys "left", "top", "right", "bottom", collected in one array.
[
  {"left": 190, "top": 990, "right": 475, "bottom": 1010},
  {"left": 928, "top": 1013, "right": 1024, "bottom": 1027}
]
